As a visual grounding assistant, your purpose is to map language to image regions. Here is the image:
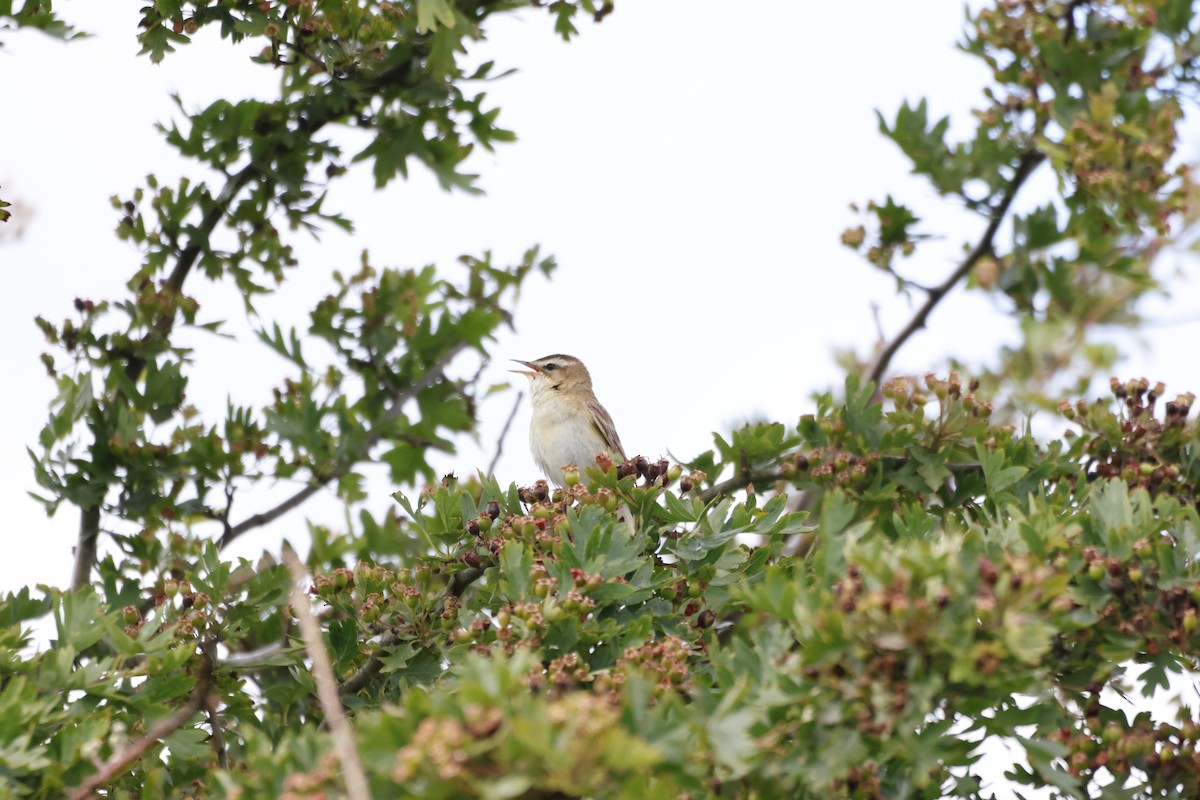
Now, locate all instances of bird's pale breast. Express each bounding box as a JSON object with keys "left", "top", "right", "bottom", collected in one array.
[{"left": 529, "top": 394, "right": 612, "bottom": 485}]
